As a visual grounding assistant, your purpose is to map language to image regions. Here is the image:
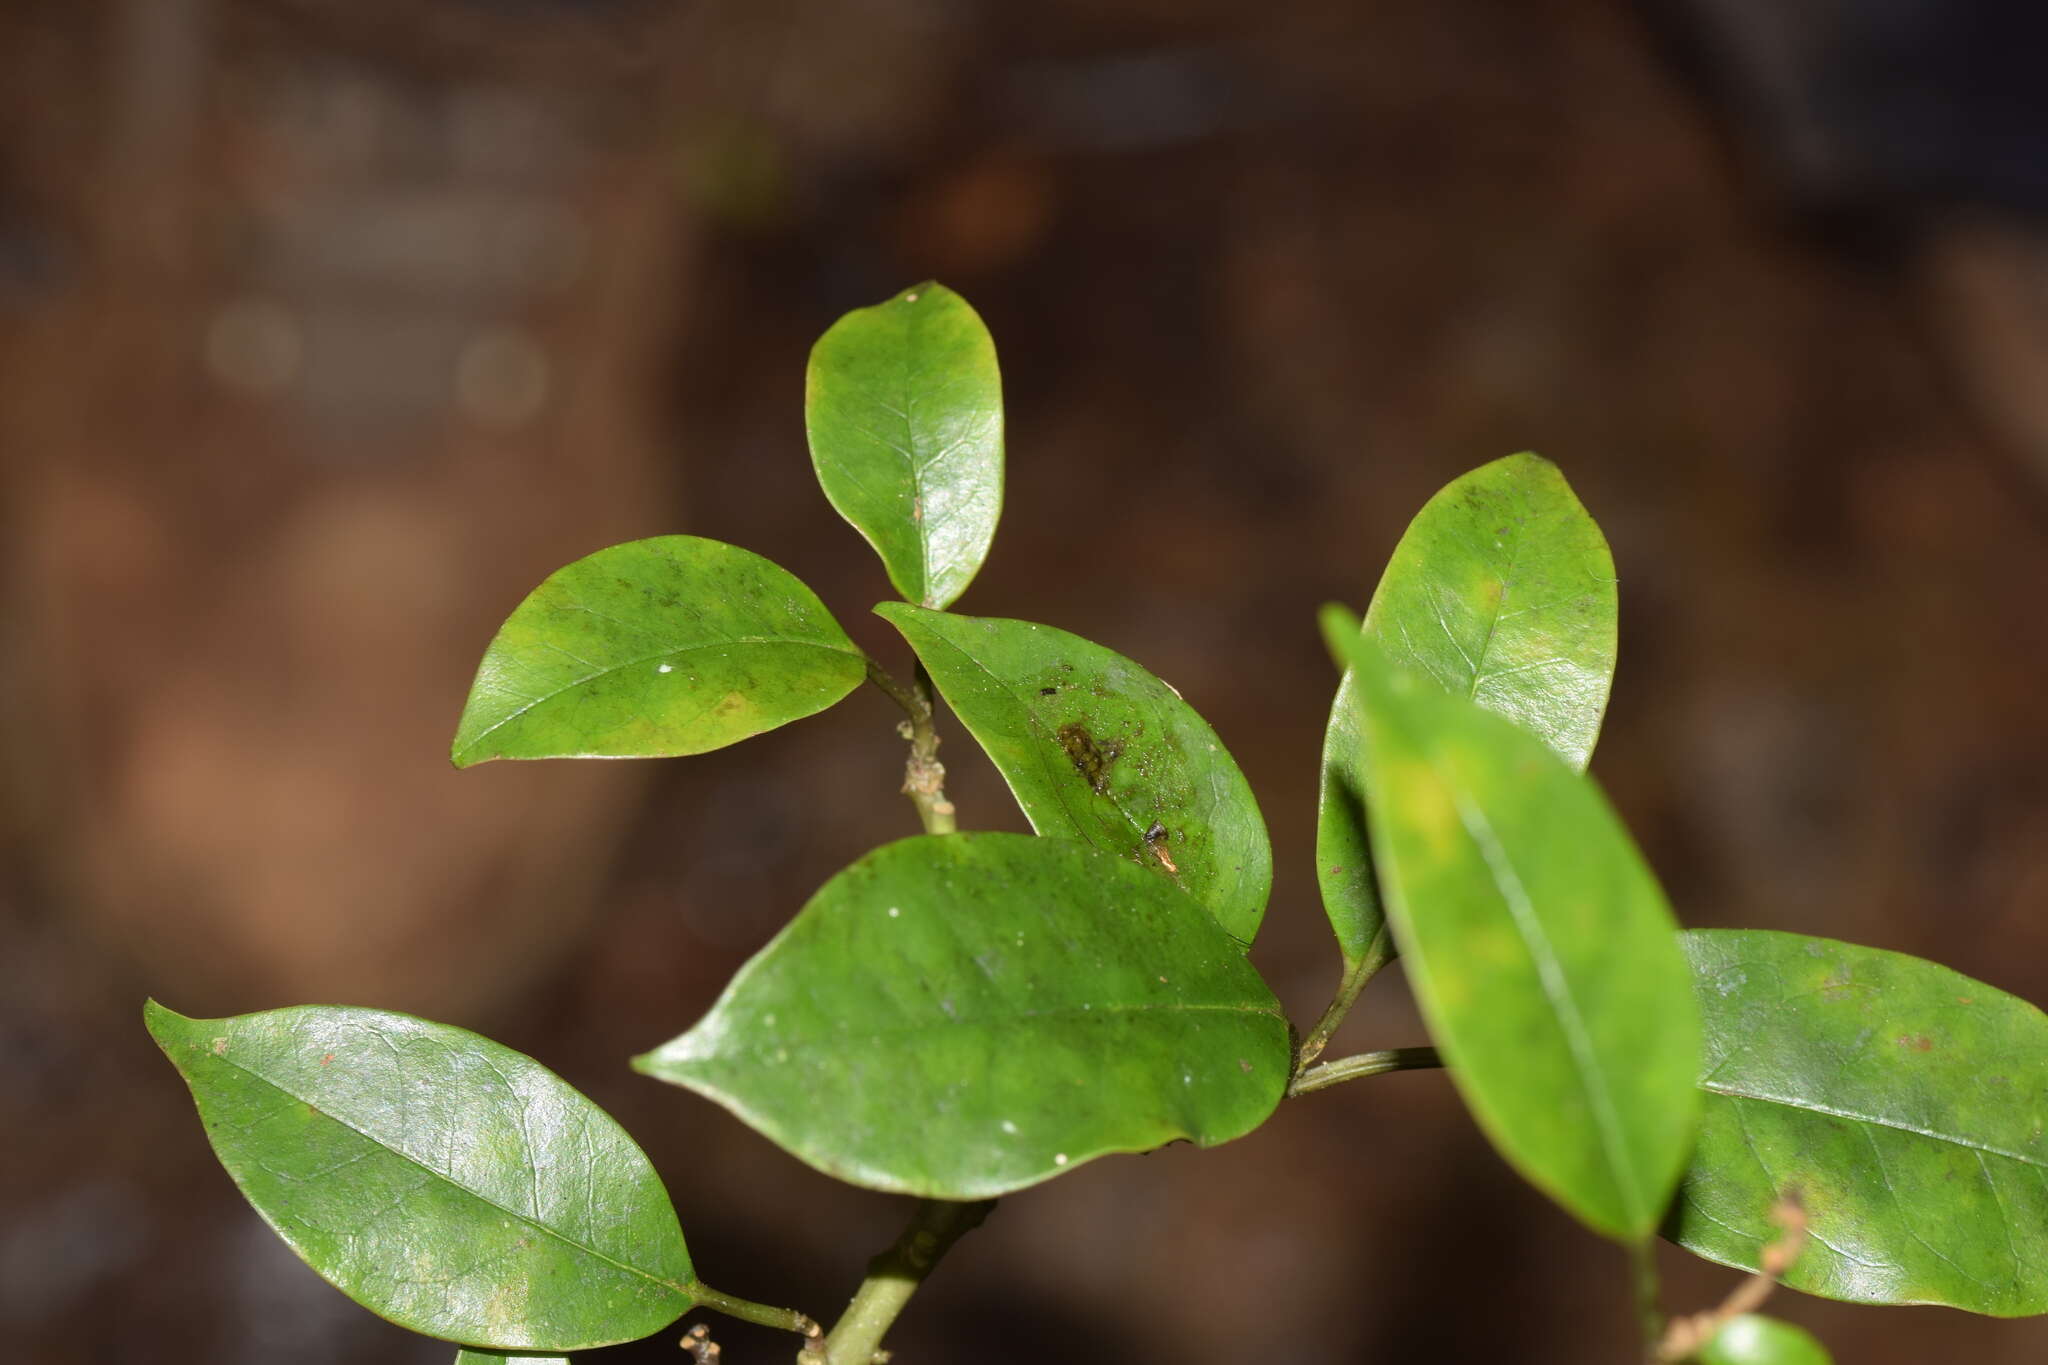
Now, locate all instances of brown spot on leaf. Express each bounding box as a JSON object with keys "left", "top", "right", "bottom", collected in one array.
[
  {"left": 1898, "top": 1034, "right": 1934, "bottom": 1051},
  {"left": 320, "top": 1052, "right": 334, "bottom": 1066},
  {"left": 1056, "top": 721, "right": 1121, "bottom": 793}
]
